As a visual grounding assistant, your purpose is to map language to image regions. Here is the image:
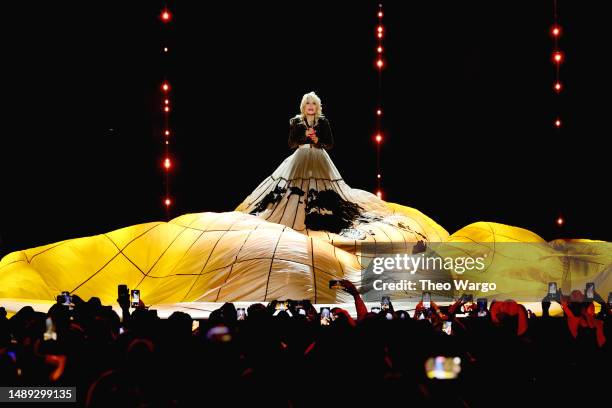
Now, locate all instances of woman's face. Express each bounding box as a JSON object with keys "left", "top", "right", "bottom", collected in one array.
[{"left": 304, "top": 100, "right": 318, "bottom": 115}]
